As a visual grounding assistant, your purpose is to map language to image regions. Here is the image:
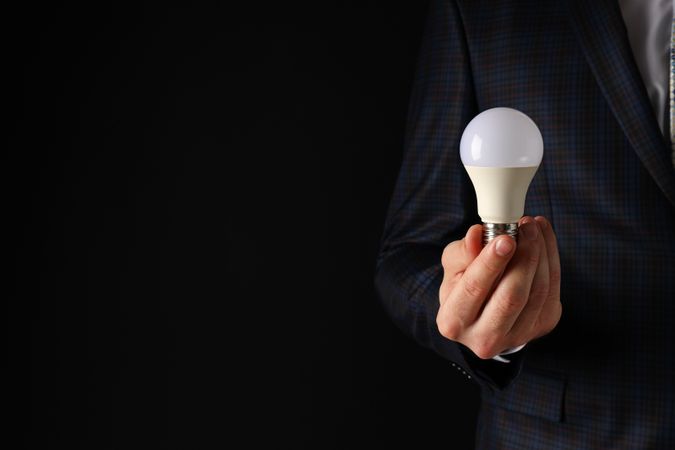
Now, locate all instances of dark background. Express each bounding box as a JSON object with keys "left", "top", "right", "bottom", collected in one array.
[{"left": 8, "top": 3, "right": 479, "bottom": 448}]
